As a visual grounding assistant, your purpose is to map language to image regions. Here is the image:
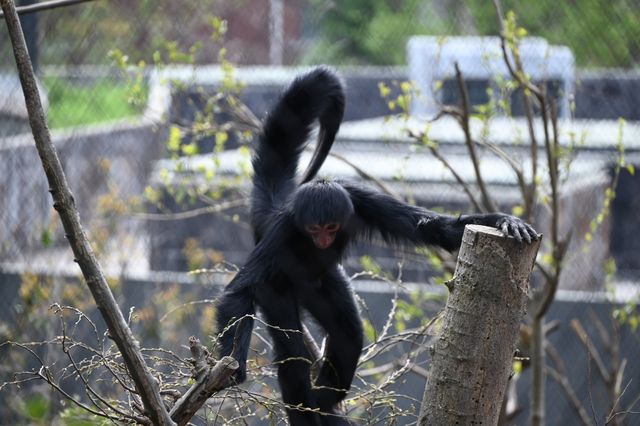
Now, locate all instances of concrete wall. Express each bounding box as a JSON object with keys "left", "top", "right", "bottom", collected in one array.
[{"left": 0, "top": 119, "right": 166, "bottom": 260}]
